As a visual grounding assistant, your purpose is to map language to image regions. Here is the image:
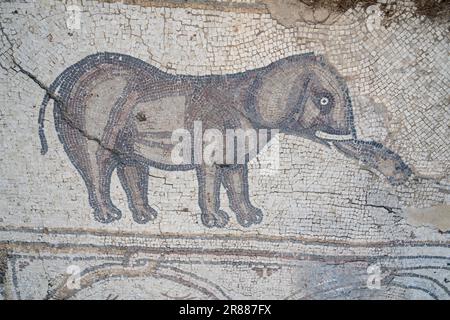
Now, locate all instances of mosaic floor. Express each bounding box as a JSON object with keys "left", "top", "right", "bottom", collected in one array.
[{"left": 0, "top": 0, "right": 449, "bottom": 300}]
